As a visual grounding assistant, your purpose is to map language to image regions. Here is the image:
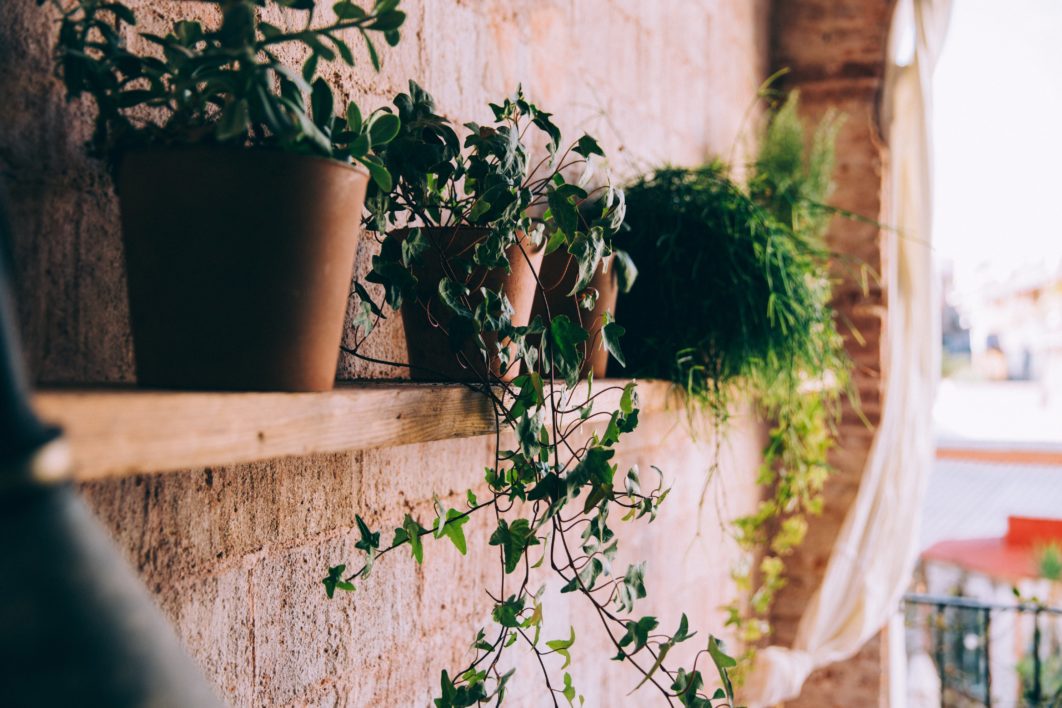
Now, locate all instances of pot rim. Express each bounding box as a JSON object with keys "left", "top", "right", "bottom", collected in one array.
[{"left": 117, "top": 143, "right": 370, "bottom": 178}]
